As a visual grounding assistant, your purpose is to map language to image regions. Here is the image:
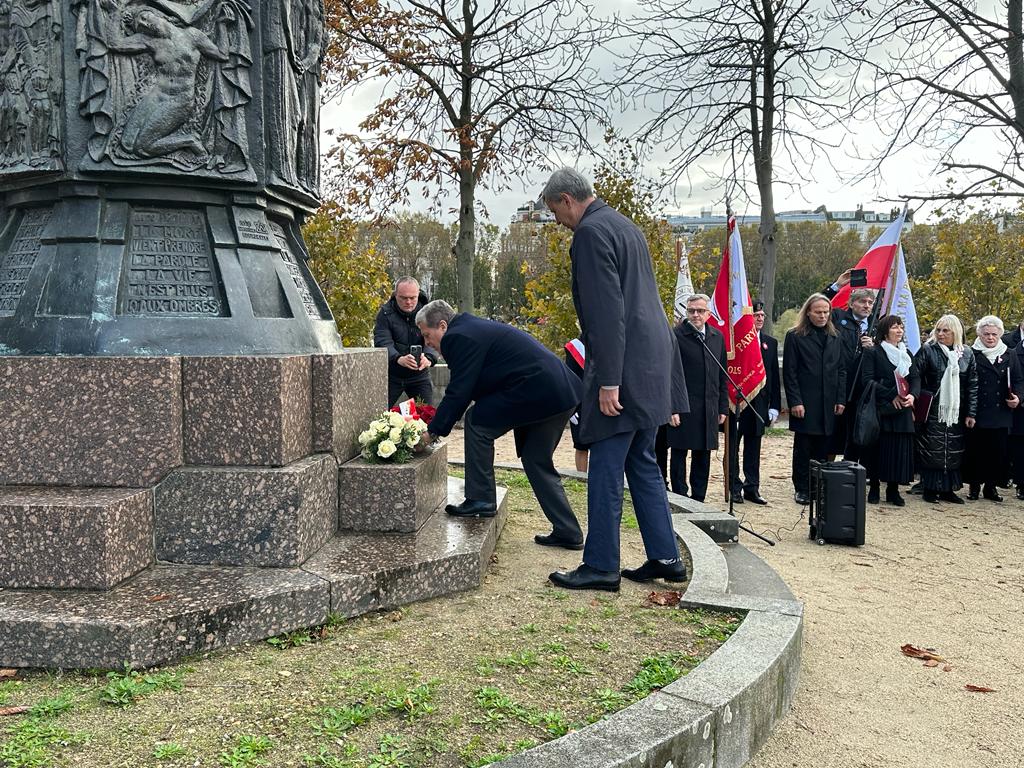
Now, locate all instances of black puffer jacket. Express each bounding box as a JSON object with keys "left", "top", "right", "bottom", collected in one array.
[
  {"left": 913, "top": 343, "right": 978, "bottom": 471},
  {"left": 373, "top": 290, "right": 439, "bottom": 382}
]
